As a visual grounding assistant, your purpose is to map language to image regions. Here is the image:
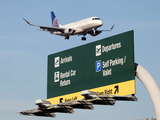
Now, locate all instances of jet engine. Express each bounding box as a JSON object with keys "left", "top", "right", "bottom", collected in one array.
[
  {"left": 64, "top": 28, "right": 75, "bottom": 34},
  {"left": 88, "top": 30, "right": 102, "bottom": 36}
]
